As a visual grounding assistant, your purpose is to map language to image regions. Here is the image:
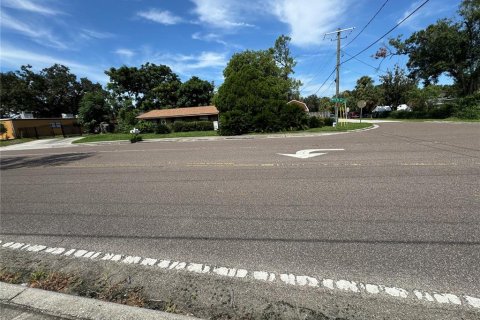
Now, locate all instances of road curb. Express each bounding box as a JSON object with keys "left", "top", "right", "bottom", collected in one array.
[
  {"left": 0, "top": 282, "right": 202, "bottom": 320},
  {"left": 79, "top": 124, "right": 378, "bottom": 146}
]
